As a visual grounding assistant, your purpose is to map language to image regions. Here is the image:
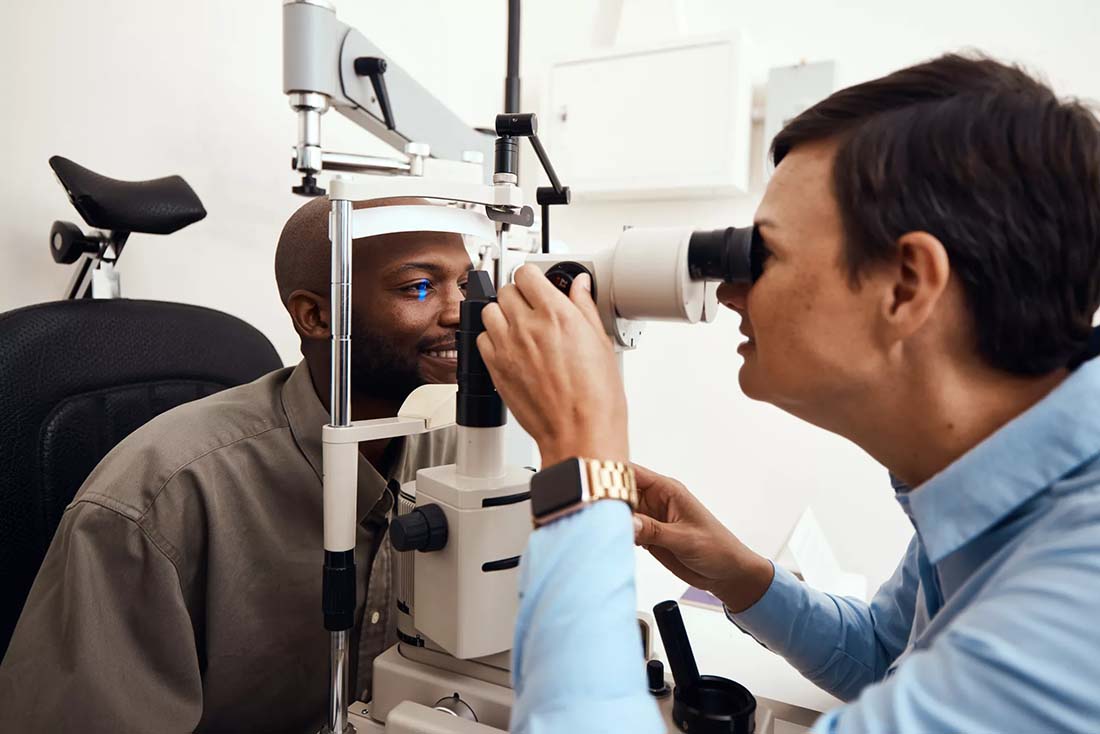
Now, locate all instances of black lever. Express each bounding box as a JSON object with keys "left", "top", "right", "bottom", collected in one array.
[
  {"left": 653, "top": 600, "right": 701, "bottom": 691},
  {"left": 354, "top": 56, "right": 396, "bottom": 131},
  {"left": 494, "top": 113, "right": 569, "bottom": 250},
  {"left": 536, "top": 185, "right": 570, "bottom": 253},
  {"left": 654, "top": 599, "right": 758, "bottom": 734}
]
